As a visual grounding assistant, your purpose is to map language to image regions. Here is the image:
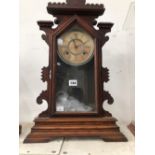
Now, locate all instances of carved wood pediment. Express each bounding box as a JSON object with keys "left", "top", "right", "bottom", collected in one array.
[{"left": 47, "top": 0, "right": 104, "bottom": 16}]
